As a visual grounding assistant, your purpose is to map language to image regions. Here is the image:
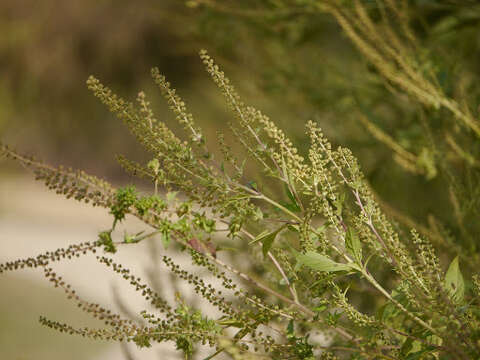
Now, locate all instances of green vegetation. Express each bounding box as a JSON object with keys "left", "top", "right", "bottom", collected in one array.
[{"left": 2, "top": 1, "right": 480, "bottom": 359}]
